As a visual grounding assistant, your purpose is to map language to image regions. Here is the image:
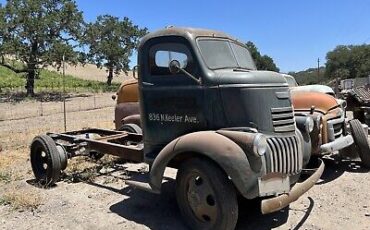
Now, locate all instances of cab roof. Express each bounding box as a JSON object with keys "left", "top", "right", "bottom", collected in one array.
[{"left": 140, "top": 26, "right": 238, "bottom": 46}]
